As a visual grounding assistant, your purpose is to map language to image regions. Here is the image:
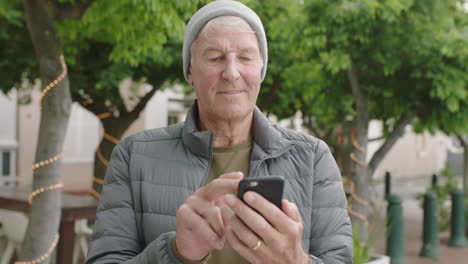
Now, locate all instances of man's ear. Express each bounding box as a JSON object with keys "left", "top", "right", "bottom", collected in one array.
[{"left": 188, "top": 67, "right": 194, "bottom": 86}]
